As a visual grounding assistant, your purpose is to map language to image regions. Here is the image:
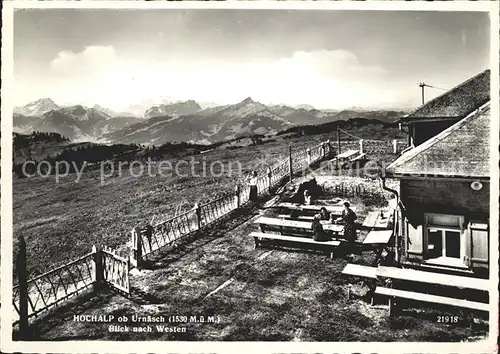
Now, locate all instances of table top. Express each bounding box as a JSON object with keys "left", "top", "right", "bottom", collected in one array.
[
  {"left": 322, "top": 223, "right": 344, "bottom": 233},
  {"left": 376, "top": 266, "right": 490, "bottom": 291},
  {"left": 337, "top": 150, "right": 359, "bottom": 159},
  {"left": 254, "top": 216, "right": 311, "bottom": 229},
  {"left": 362, "top": 230, "right": 393, "bottom": 244},
  {"left": 277, "top": 203, "right": 355, "bottom": 214}
]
